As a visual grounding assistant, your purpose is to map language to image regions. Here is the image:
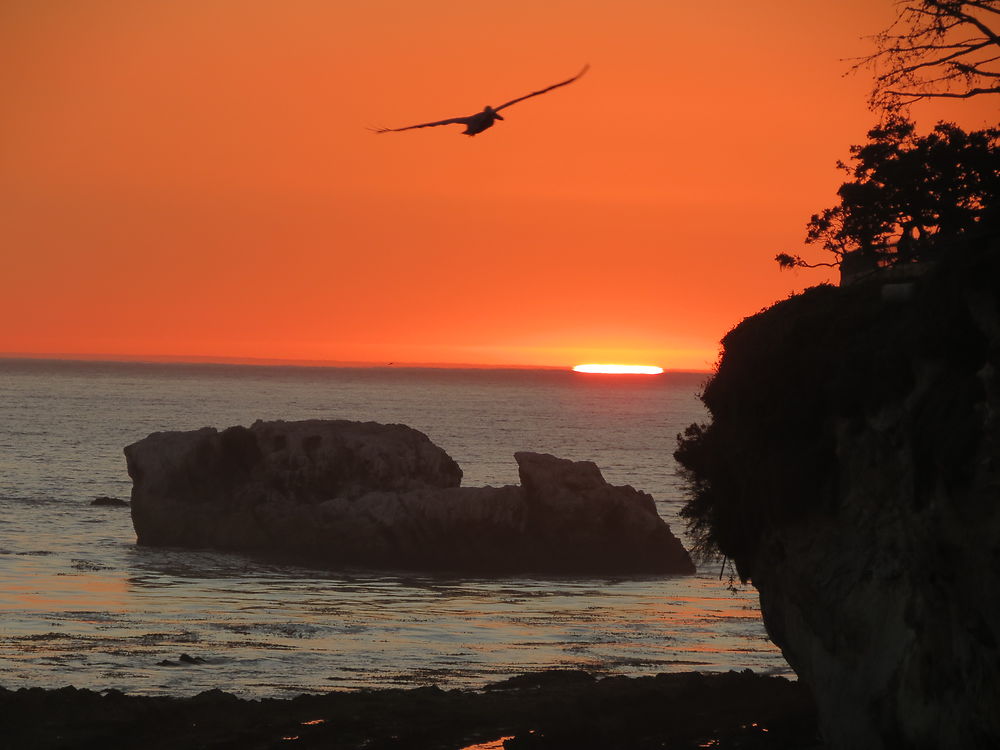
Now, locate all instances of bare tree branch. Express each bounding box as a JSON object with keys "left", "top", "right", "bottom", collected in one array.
[
  {"left": 885, "top": 40, "right": 992, "bottom": 76},
  {"left": 856, "top": 0, "right": 1000, "bottom": 110},
  {"left": 879, "top": 40, "right": 991, "bottom": 53},
  {"left": 885, "top": 85, "right": 1000, "bottom": 98},
  {"left": 964, "top": 0, "right": 1000, "bottom": 14},
  {"left": 952, "top": 7, "right": 1000, "bottom": 44}
]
